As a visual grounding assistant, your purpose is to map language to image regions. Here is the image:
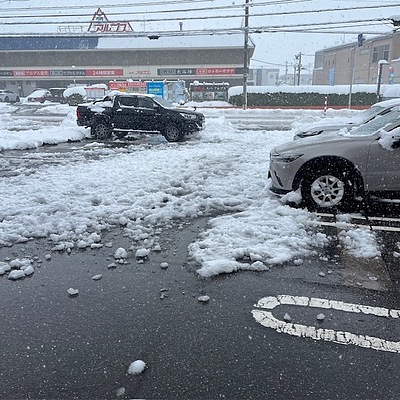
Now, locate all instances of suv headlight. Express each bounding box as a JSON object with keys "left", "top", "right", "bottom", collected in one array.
[
  {"left": 270, "top": 152, "right": 303, "bottom": 163},
  {"left": 180, "top": 113, "right": 197, "bottom": 120}
]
